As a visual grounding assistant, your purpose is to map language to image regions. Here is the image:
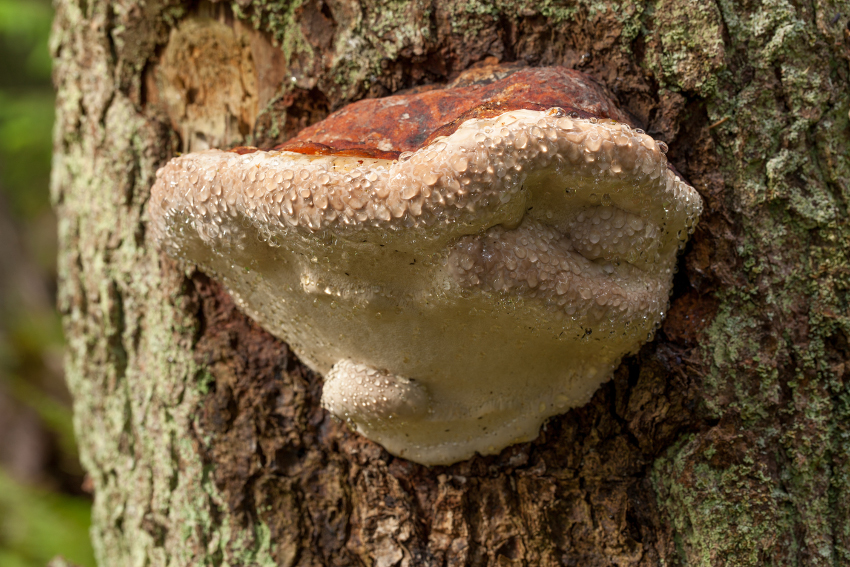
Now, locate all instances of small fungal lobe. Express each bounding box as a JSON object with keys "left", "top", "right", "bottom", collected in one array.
[{"left": 149, "top": 66, "right": 703, "bottom": 465}]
